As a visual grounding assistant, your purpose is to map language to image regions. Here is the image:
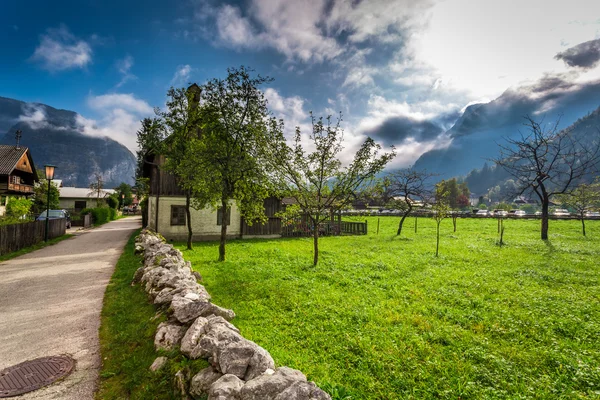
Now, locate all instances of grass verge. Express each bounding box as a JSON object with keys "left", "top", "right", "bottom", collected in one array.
[
  {"left": 97, "top": 229, "right": 208, "bottom": 400},
  {"left": 0, "top": 234, "right": 73, "bottom": 262},
  {"left": 176, "top": 217, "right": 600, "bottom": 400}
]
